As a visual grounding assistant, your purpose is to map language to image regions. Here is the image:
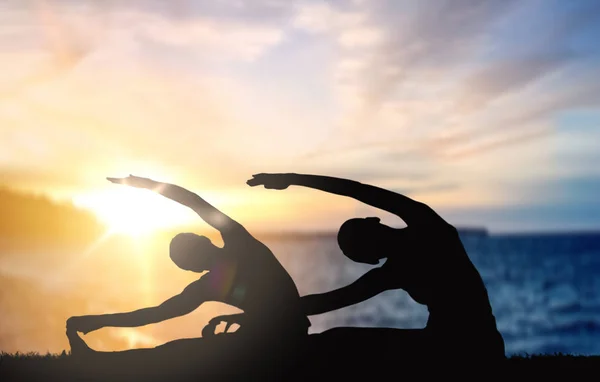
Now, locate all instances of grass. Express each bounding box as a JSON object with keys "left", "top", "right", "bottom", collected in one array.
[
  {"left": 1, "top": 351, "right": 599, "bottom": 381},
  {"left": 510, "top": 352, "right": 599, "bottom": 359}
]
